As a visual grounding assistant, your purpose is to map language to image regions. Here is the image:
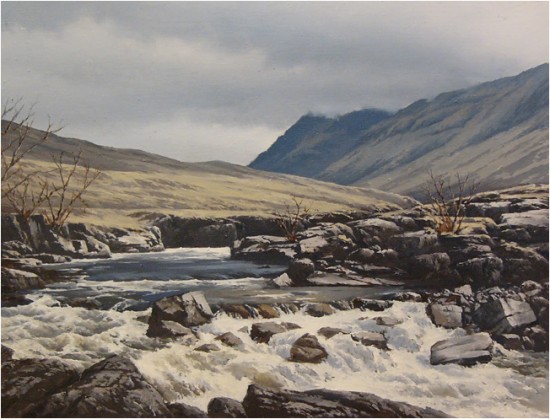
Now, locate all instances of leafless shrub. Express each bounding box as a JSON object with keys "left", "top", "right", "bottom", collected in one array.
[
  {"left": 274, "top": 196, "right": 310, "bottom": 242},
  {"left": 423, "top": 171, "right": 478, "bottom": 234}
]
